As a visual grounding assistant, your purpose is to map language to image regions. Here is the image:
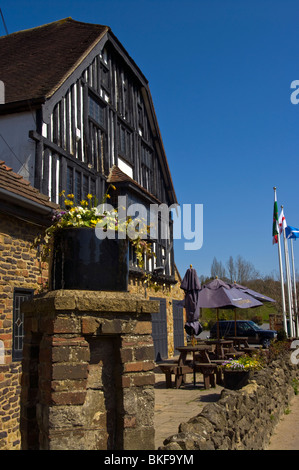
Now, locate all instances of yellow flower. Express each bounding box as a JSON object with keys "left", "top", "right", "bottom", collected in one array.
[
  {"left": 111, "top": 185, "right": 116, "bottom": 190},
  {"left": 64, "top": 200, "right": 74, "bottom": 206},
  {"left": 67, "top": 193, "right": 74, "bottom": 199},
  {"left": 87, "top": 194, "right": 93, "bottom": 199},
  {"left": 106, "top": 194, "right": 111, "bottom": 199},
  {"left": 59, "top": 190, "right": 65, "bottom": 196},
  {"left": 80, "top": 200, "right": 88, "bottom": 206}
]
